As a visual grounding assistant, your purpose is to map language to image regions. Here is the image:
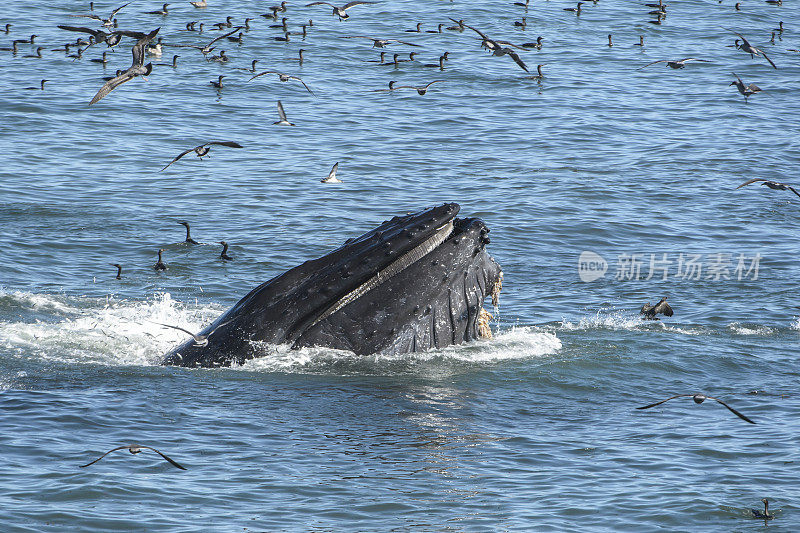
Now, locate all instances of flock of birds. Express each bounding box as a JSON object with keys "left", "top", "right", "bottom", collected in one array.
[{"left": 3, "top": 0, "right": 793, "bottom": 521}]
